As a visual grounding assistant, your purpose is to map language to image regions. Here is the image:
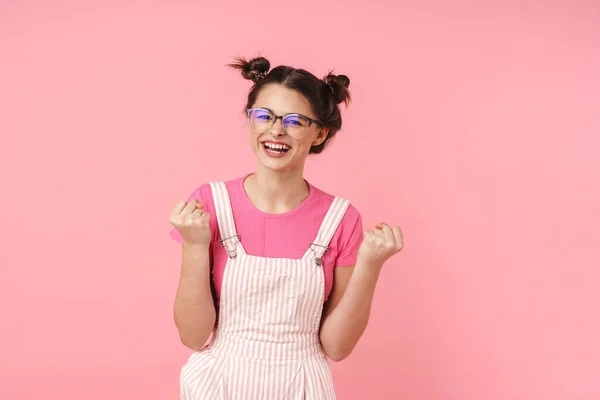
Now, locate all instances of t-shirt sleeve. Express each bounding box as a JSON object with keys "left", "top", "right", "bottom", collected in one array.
[
  {"left": 168, "top": 185, "right": 209, "bottom": 245},
  {"left": 335, "top": 205, "right": 363, "bottom": 267}
]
